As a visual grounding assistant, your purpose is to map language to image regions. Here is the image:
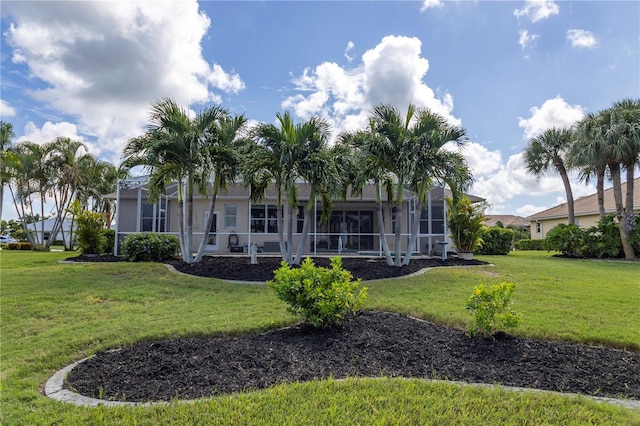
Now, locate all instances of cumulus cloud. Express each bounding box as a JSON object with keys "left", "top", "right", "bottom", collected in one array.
[
  {"left": 518, "top": 96, "right": 585, "bottom": 140},
  {"left": 518, "top": 30, "right": 539, "bottom": 50},
  {"left": 567, "top": 29, "right": 598, "bottom": 49},
  {"left": 514, "top": 0, "right": 559, "bottom": 23},
  {"left": 17, "top": 121, "right": 86, "bottom": 145},
  {"left": 282, "top": 35, "right": 461, "bottom": 137},
  {"left": 2, "top": 1, "right": 244, "bottom": 161},
  {"left": 344, "top": 41, "right": 355, "bottom": 62},
  {"left": 421, "top": 0, "right": 444, "bottom": 12},
  {"left": 0, "top": 100, "right": 16, "bottom": 118}
]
